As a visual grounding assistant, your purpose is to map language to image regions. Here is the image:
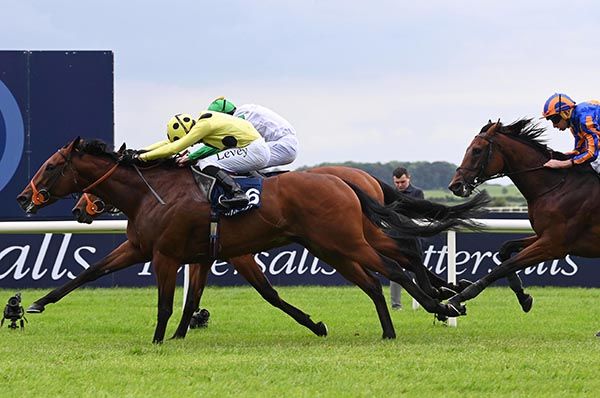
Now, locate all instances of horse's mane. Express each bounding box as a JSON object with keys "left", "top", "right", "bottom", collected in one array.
[
  {"left": 488, "top": 118, "right": 568, "bottom": 160},
  {"left": 76, "top": 139, "right": 180, "bottom": 169},
  {"left": 77, "top": 139, "right": 118, "bottom": 160}
]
